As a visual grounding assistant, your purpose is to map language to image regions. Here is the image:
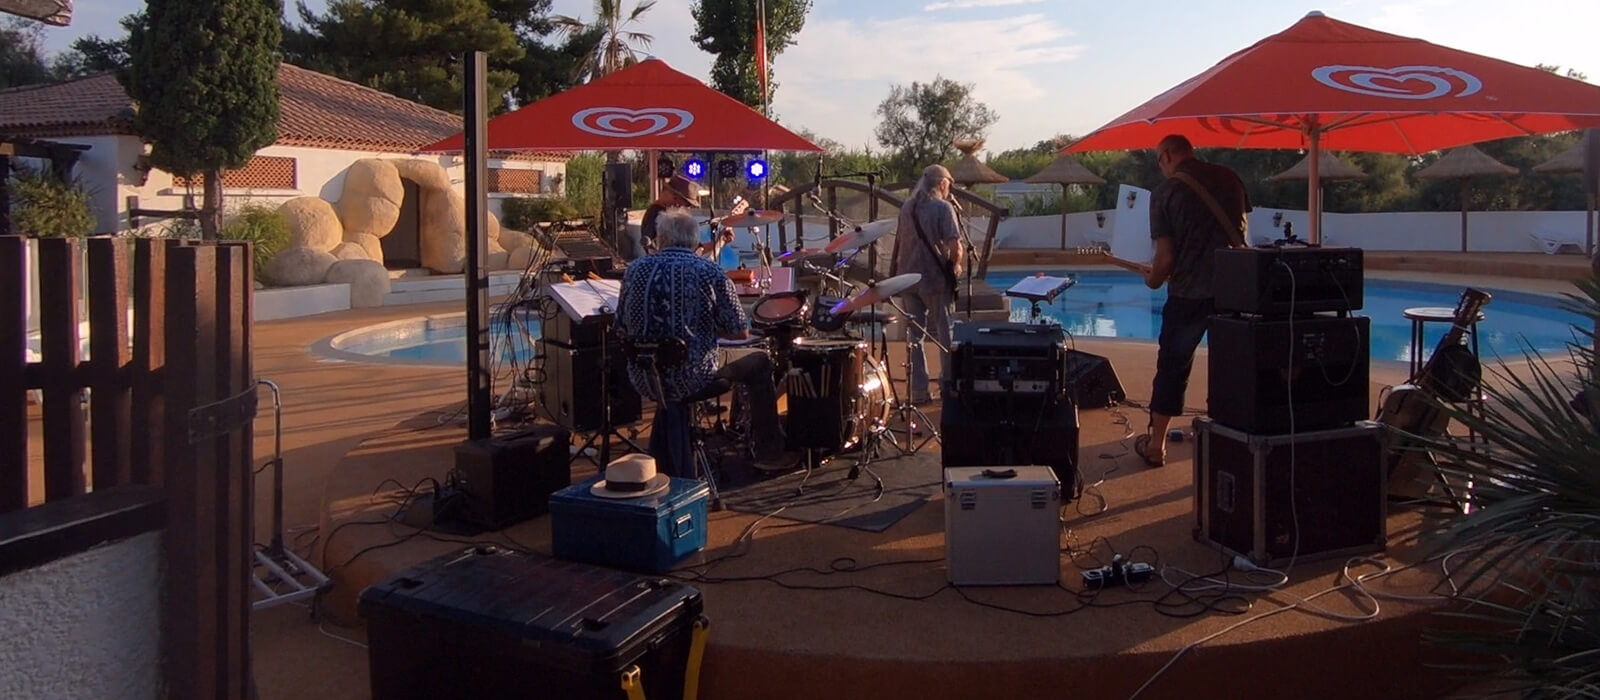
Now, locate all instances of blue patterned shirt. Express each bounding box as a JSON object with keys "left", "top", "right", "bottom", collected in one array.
[{"left": 618, "top": 248, "right": 747, "bottom": 401}]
